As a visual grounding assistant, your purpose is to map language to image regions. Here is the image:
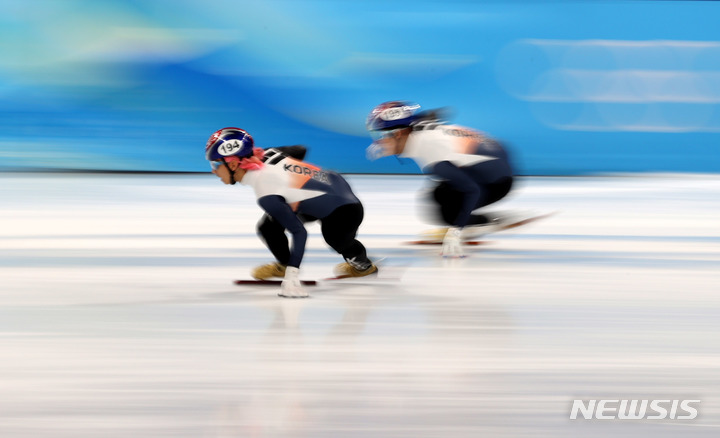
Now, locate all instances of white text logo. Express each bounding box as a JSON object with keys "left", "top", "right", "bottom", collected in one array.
[{"left": 570, "top": 400, "right": 700, "bottom": 420}]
